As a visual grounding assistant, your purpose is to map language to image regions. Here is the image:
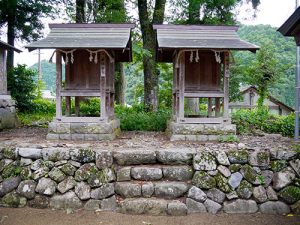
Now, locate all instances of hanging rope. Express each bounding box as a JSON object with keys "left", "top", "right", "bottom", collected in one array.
[
  {"left": 195, "top": 50, "right": 199, "bottom": 62},
  {"left": 189, "top": 51, "right": 193, "bottom": 62},
  {"left": 214, "top": 51, "right": 222, "bottom": 64},
  {"left": 86, "top": 49, "right": 114, "bottom": 64},
  {"left": 49, "top": 49, "right": 76, "bottom": 64}
]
